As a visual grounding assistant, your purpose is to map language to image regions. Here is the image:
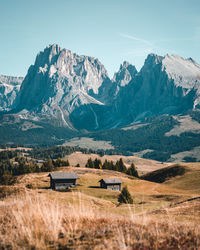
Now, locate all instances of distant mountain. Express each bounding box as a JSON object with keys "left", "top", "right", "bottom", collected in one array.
[
  {"left": 110, "top": 53, "right": 200, "bottom": 127},
  {"left": 0, "top": 75, "right": 24, "bottom": 112},
  {"left": 1, "top": 44, "right": 200, "bottom": 161},
  {"left": 17, "top": 44, "right": 112, "bottom": 128},
  {"left": 1, "top": 44, "right": 200, "bottom": 130},
  {"left": 112, "top": 61, "right": 138, "bottom": 95}
]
